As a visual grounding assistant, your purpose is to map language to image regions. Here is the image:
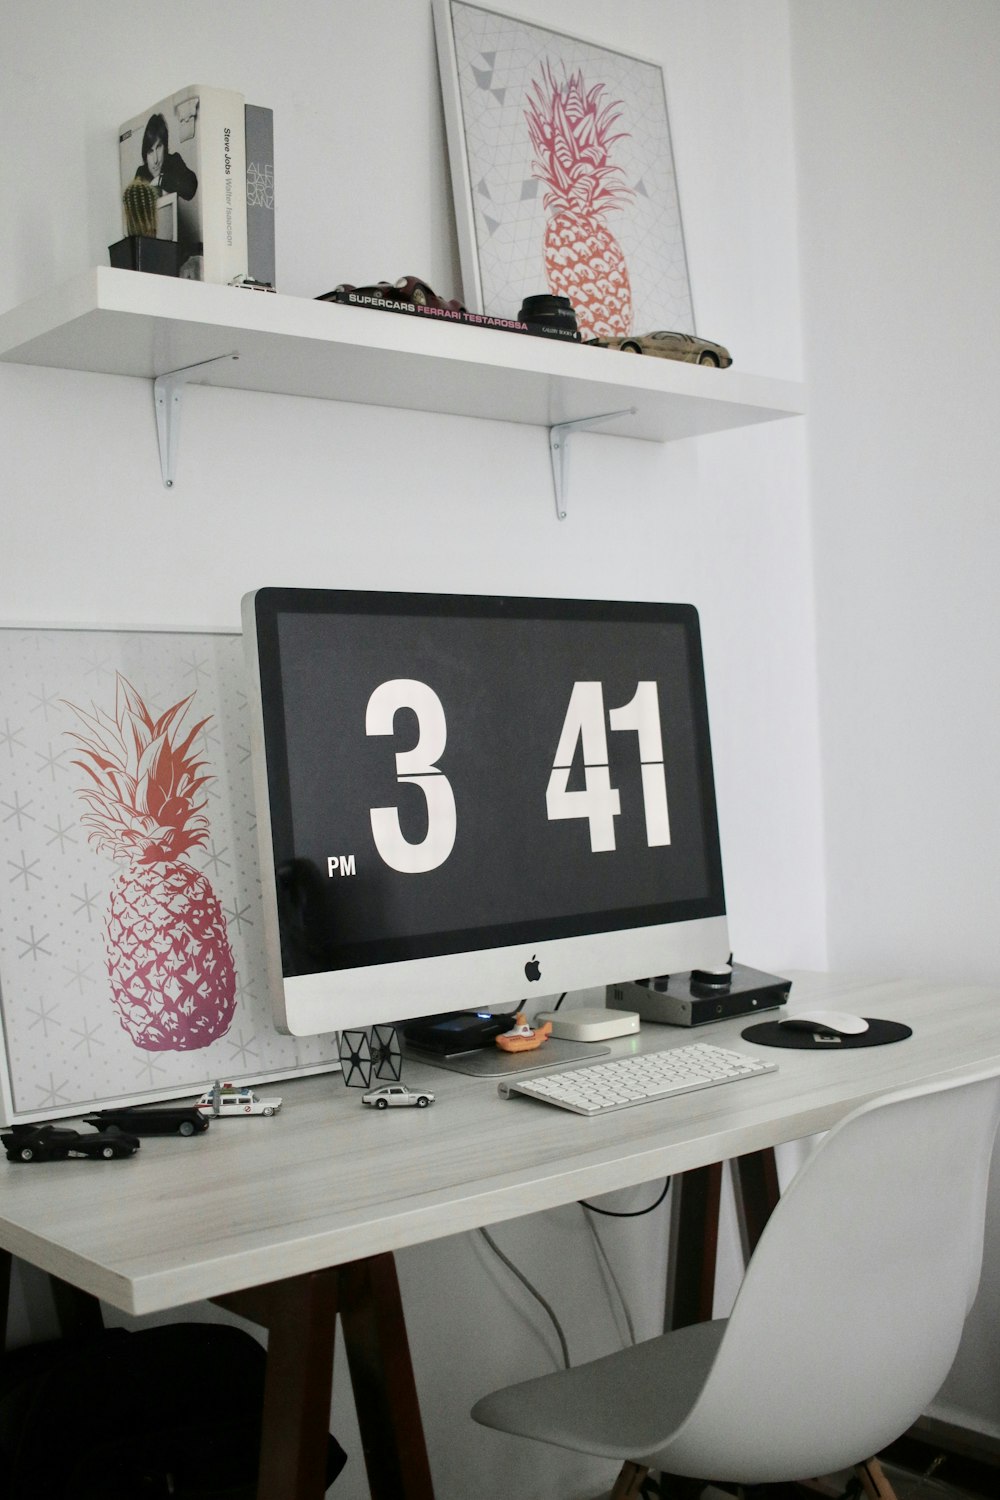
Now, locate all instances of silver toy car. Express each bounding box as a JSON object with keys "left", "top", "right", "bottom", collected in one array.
[{"left": 362, "top": 1084, "right": 435, "bottom": 1110}]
